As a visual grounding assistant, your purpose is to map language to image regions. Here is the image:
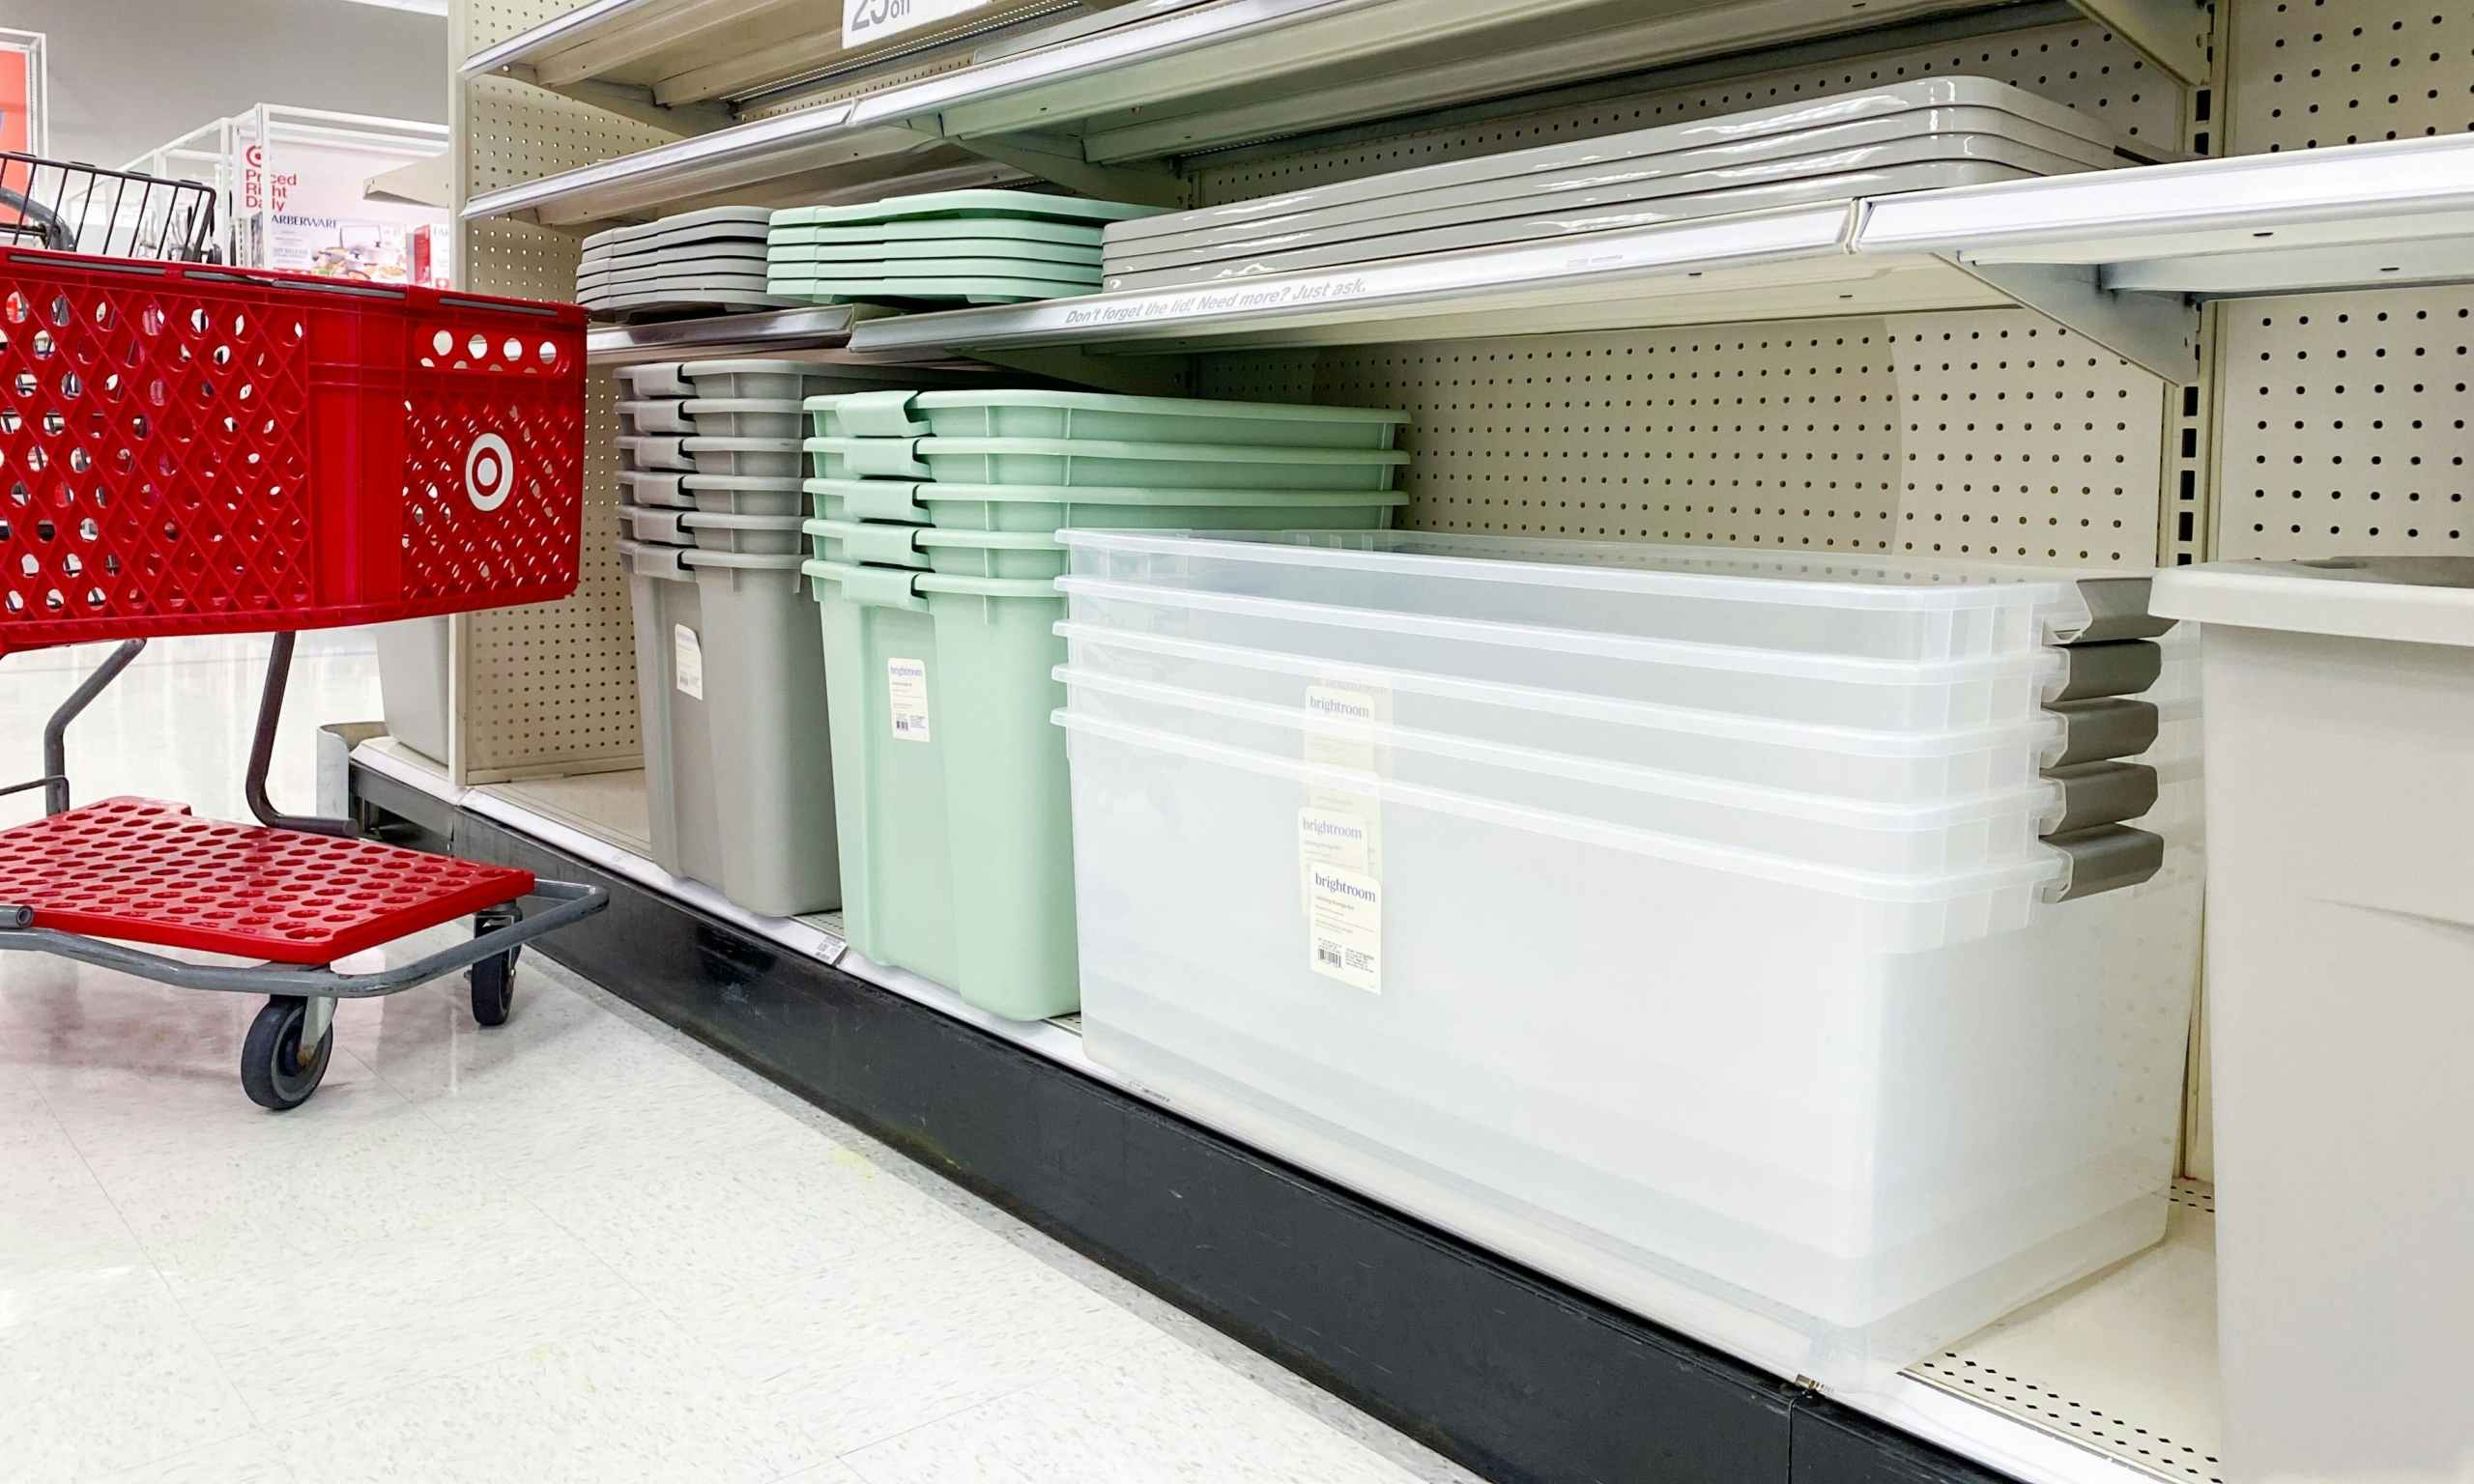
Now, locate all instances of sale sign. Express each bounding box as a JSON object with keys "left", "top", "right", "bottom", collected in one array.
[
  {"left": 842, "top": 0, "right": 992, "bottom": 49},
  {"left": 0, "top": 42, "right": 34, "bottom": 236}
]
